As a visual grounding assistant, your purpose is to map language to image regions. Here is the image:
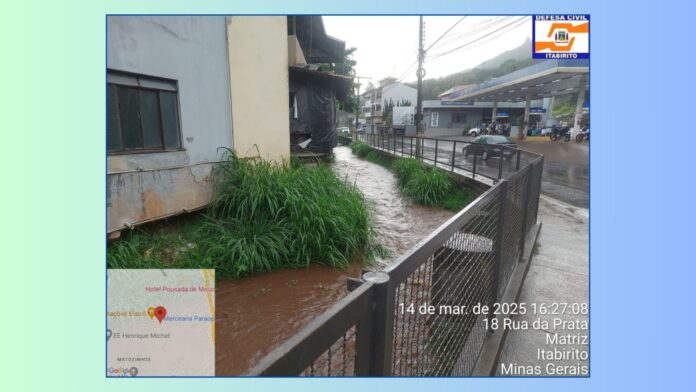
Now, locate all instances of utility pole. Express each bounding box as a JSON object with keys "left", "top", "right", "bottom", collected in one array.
[
  {"left": 354, "top": 76, "right": 371, "bottom": 134},
  {"left": 415, "top": 16, "right": 425, "bottom": 158}
]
